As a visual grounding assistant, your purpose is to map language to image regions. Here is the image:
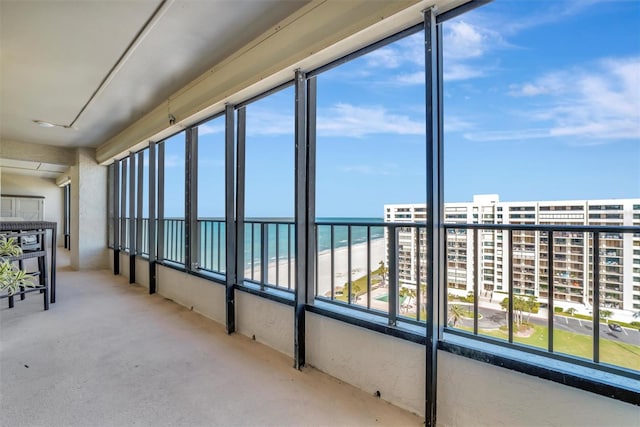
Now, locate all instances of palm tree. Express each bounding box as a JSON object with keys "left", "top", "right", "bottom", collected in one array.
[
  {"left": 378, "top": 260, "right": 388, "bottom": 287},
  {"left": 352, "top": 282, "right": 362, "bottom": 302},
  {"left": 565, "top": 307, "right": 577, "bottom": 317},
  {"left": 448, "top": 304, "right": 465, "bottom": 327},
  {"left": 599, "top": 309, "right": 613, "bottom": 324}
]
